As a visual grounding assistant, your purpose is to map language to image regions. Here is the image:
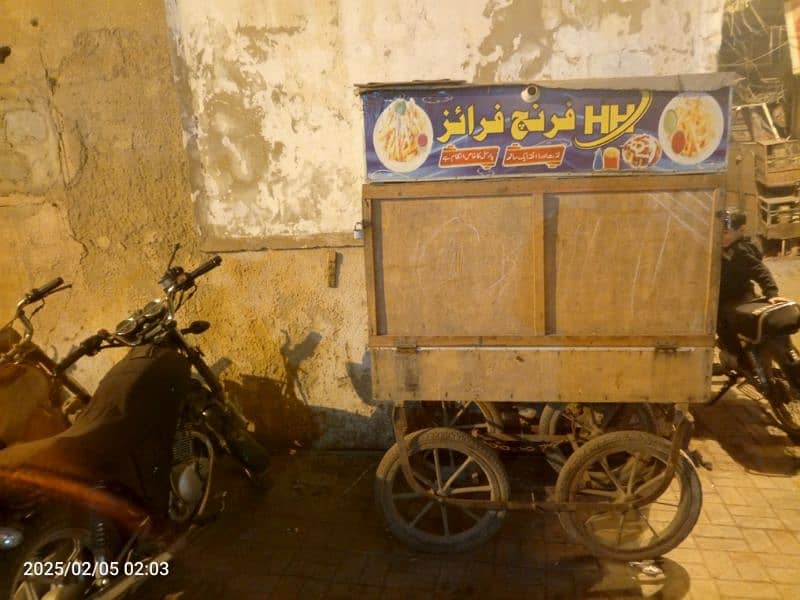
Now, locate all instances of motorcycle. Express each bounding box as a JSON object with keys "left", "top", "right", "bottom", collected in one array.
[
  {"left": 0, "top": 247, "right": 270, "bottom": 599},
  {"left": 711, "top": 296, "right": 800, "bottom": 438},
  {"left": 1, "top": 278, "right": 91, "bottom": 450}
]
